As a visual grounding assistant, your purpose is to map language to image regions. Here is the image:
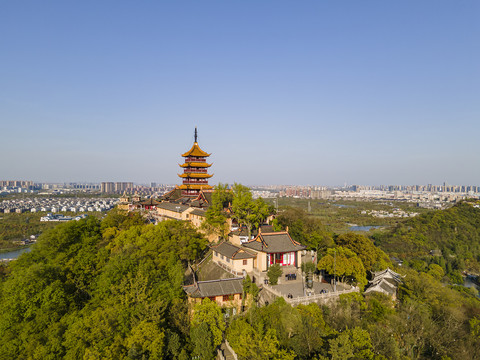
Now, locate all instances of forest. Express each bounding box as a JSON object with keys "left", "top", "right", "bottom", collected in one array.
[{"left": 0, "top": 201, "right": 479, "bottom": 359}]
